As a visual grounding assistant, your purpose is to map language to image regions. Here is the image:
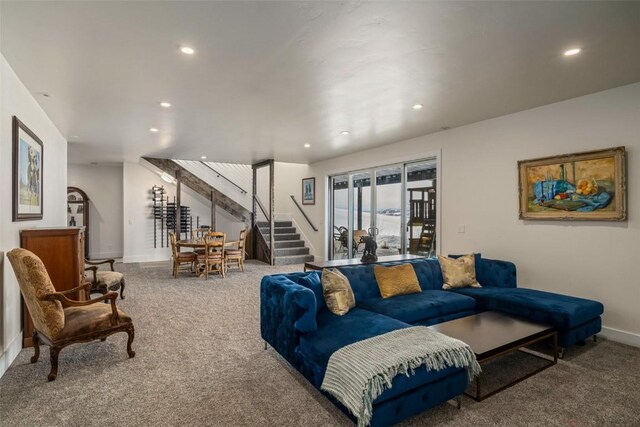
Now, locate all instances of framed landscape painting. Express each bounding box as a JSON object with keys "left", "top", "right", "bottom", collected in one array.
[
  {"left": 13, "top": 116, "right": 44, "bottom": 221},
  {"left": 518, "top": 146, "right": 626, "bottom": 221},
  {"left": 302, "top": 177, "right": 315, "bottom": 205}
]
